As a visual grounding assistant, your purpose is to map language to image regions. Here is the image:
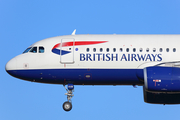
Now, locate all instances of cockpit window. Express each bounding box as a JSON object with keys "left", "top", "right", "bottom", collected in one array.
[
  {"left": 23, "top": 46, "right": 44, "bottom": 53},
  {"left": 39, "top": 47, "right": 44, "bottom": 53},
  {"left": 23, "top": 47, "right": 32, "bottom": 53},
  {"left": 29, "top": 47, "right": 37, "bottom": 53}
]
